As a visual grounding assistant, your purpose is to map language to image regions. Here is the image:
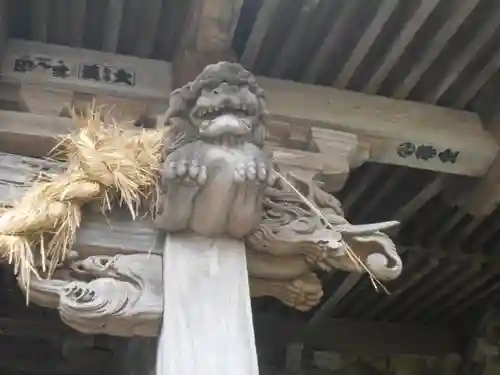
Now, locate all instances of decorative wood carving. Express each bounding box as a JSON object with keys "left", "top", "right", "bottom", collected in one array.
[
  {"left": 19, "top": 253, "right": 162, "bottom": 337},
  {"left": 155, "top": 61, "right": 274, "bottom": 238},
  {"left": 18, "top": 62, "right": 403, "bottom": 338},
  {"left": 245, "top": 171, "right": 401, "bottom": 310}
]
